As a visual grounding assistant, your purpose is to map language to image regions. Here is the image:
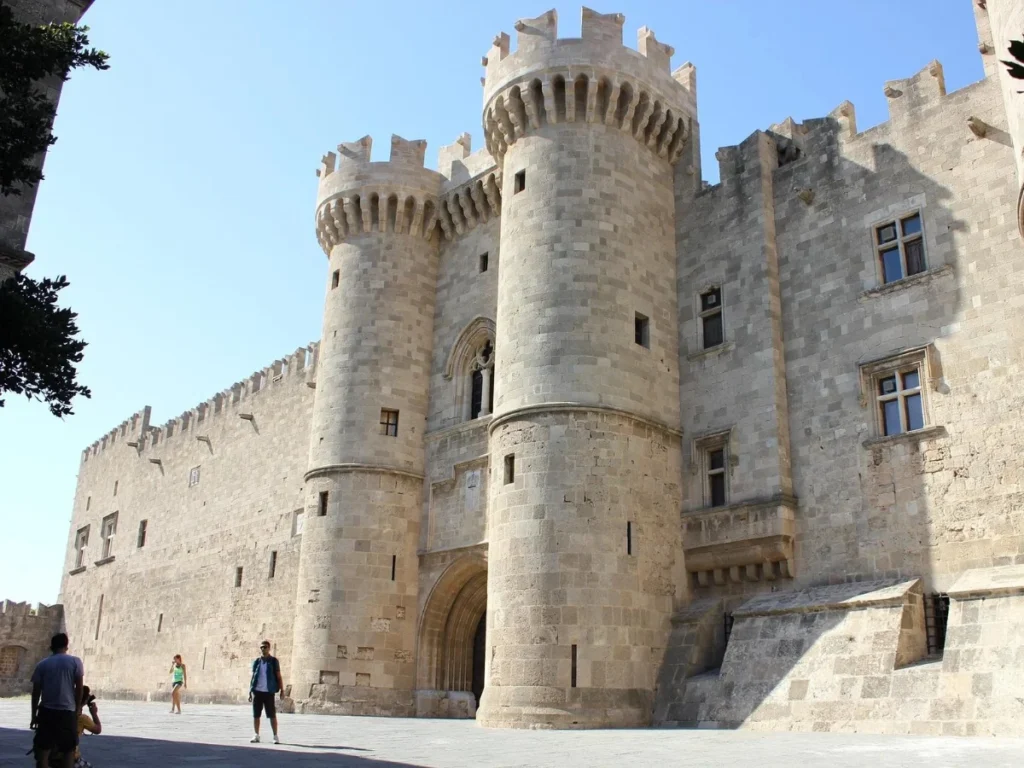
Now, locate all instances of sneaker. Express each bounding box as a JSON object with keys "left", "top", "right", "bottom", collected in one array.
[
  {"left": 273, "top": 735, "right": 280, "bottom": 744},
  {"left": 250, "top": 734, "right": 260, "bottom": 743}
]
